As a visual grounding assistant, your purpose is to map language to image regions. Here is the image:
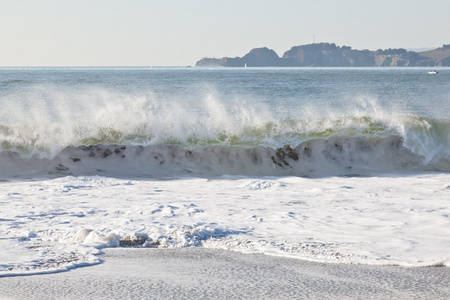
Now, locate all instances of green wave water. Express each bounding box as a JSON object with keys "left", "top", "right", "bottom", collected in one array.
[{"left": 1, "top": 115, "right": 449, "bottom": 164}]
